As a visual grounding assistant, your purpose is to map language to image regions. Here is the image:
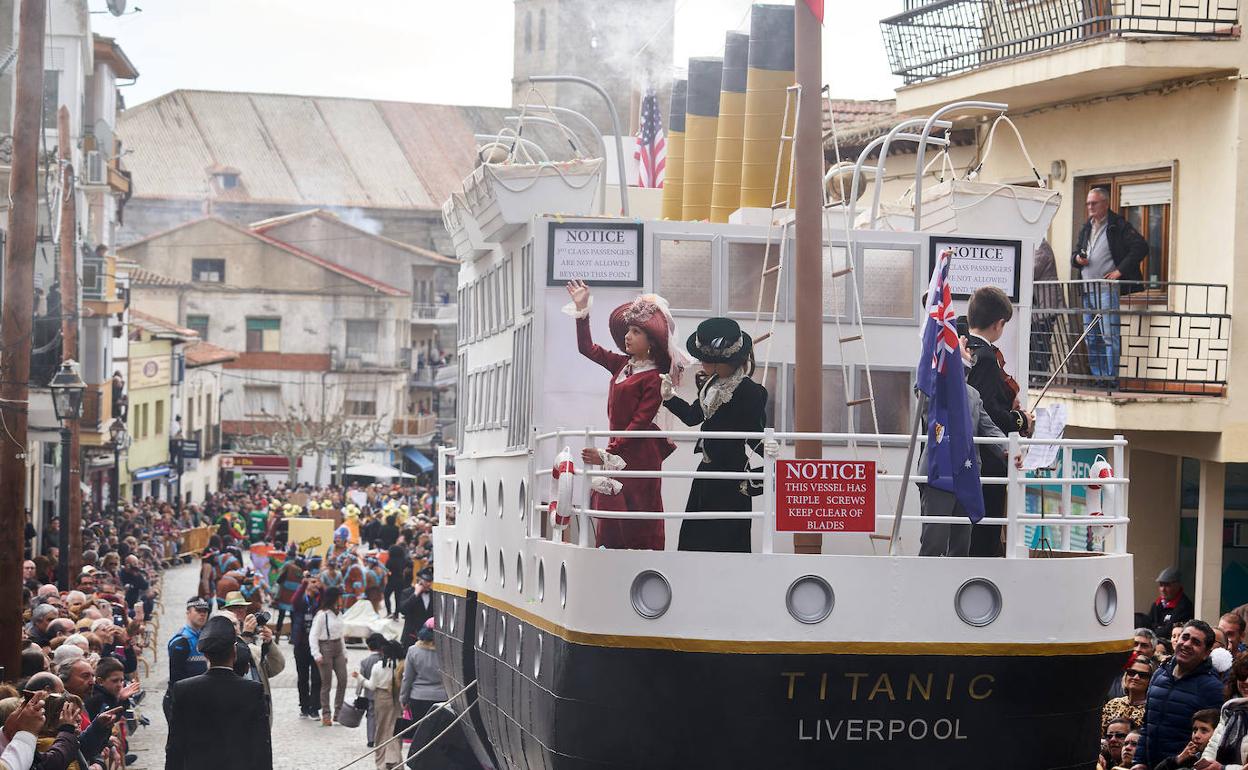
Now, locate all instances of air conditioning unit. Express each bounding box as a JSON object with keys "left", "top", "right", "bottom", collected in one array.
[{"left": 85, "top": 150, "right": 106, "bottom": 185}]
